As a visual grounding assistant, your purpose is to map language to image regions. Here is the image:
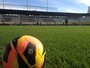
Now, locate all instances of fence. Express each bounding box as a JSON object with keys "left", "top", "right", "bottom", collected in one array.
[{"left": 0, "top": 3, "right": 57, "bottom": 12}]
